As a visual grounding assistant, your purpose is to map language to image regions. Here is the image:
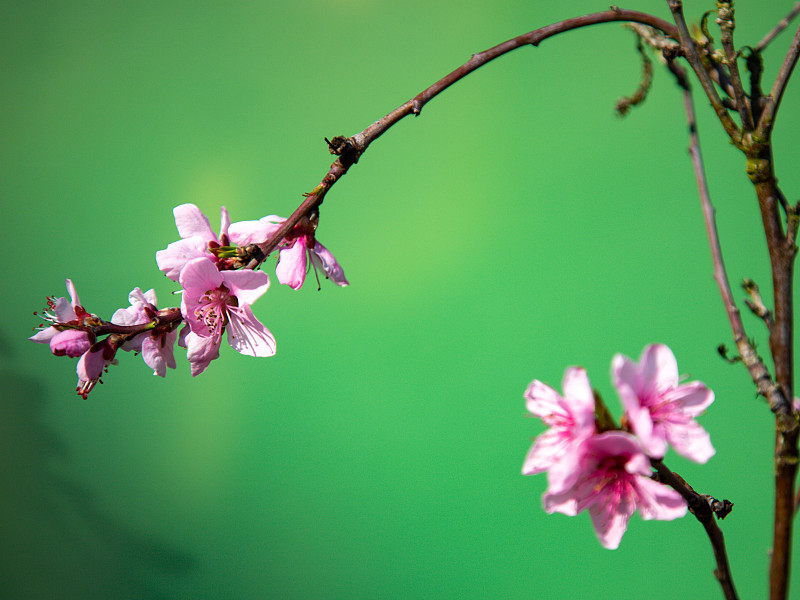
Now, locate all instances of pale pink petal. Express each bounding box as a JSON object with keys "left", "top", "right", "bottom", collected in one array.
[
  {"left": 523, "top": 429, "right": 568, "bottom": 475},
  {"left": 228, "top": 216, "right": 284, "bottom": 246},
  {"left": 627, "top": 401, "right": 663, "bottom": 458},
  {"left": 662, "top": 382, "right": 715, "bottom": 415},
  {"left": 77, "top": 347, "right": 106, "bottom": 381},
  {"left": 65, "top": 279, "right": 81, "bottom": 309},
  {"left": 524, "top": 380, "right": 565, "bottom": 419},
  {"left": 221, "top": 269, "right": 270, "bottom": 306},
  {"left": 219, "top": 206, "right": 230, "bottom": 240},
  {"left": 179, "top": 257, "right": 223, "bottom": 296},
  {"left": 541, "top": 448, "right": 583, "bottom": 515},
  {"left": 123, "top": 332, "right": 147, "bottom": 353},
  {"left": 173, "top": 204, "right": 216, "bottom": 241},
  {"left": 226, "top": 304, "right": 276, "bottom": 357},
  {"left": 634, "top": 476, "right": 687, "bottom": 521},
  {"left": 310, "top": 241, "right": 349, "bottom": 286},
  {"left": 156, "top": 237, "right": 210, "bottom": 281},
  {"left": 143, "top": 288, "right": 158, "bottom": 306},
  {"left": 142, "top": 329, "right": 178, "bottom": 377},
  {"left": 110, "top": 306, "right": 143, "bottom": 327},
  {"left": 185, "top": 331, "right": 221, "bottom": 376},
  {"left": 612, "top": 354, "right": 642, "bottom": 411},
  {"left": 589, "top": 493, "right": 635, "bottom": 550},
  {"left": 639, "top": 344, "right": 679, "bottom": 395},
  {"left": 29, "top": 328, "right": 58, "bottom": 343},
  {"left": 560, "top": 367, "right": 595, "bottom": 429},
  {"left": 664, "top": 419, "right": 715, "bottom": 464},
  {"left": 55, "top": 291, "right": 78, "bottom": 322},
  {"left": 275, "top": 238, "right": 308, "bottom": 290}
]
